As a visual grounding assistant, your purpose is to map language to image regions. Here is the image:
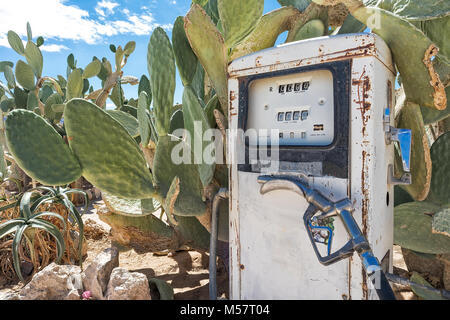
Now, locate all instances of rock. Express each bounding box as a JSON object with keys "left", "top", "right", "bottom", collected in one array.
[
  {"left": 19, "top": 263, "right": 83, "bottom": 300},
  {"left": 83, "top": 217, "right": 109, "bottom": 240},
  {"left": 105, "top": 268, "right": 151, "bottom": 300},
  {"left": 82, "top": 247, "right": 119, "bottom": 300},
  {"left": 0, "top": 291, "right": 19, "bottom": 300}
]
